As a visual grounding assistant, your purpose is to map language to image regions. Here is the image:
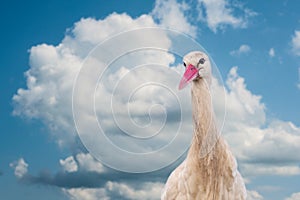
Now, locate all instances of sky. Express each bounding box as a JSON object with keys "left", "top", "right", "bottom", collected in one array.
[{"left": 1, "top": 0, "right": 300, "bottom": 199}]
